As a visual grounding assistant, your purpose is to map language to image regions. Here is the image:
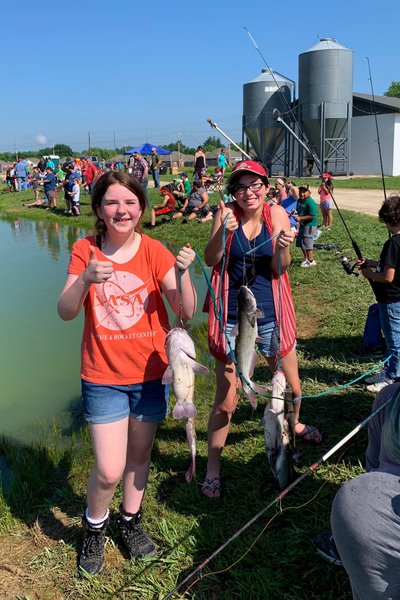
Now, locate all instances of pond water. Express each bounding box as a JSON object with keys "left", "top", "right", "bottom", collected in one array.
[{"left": 0, "top": 216, "right": 210, "bottom": 440}]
